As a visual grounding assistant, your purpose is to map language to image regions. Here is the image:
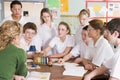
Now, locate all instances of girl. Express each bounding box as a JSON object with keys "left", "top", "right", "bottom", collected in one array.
[
  {"left": 84, "top": 18, "right": 120, "bottom": 80},
  {"left": 58, "top": 25, "right": 91, "bottom": 63},
  {"left": 83, "top": 19, "right": 114, "bottom": 71},
  {"left": 38, "top": 8, "right": 58, "bottom": 54},
  {"left": 44, "top": 21, "right": 74, "bottom": 58},
  {"left": 74, "top": 9, "right": 90, "bottom": 44}
]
